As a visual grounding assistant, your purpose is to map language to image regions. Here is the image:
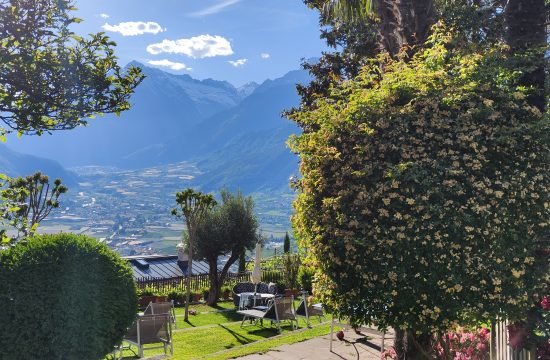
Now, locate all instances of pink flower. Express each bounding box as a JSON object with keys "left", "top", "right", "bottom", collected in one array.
[
  {"left": 477, "top": 342, "right": 487, "bottom": 352},
  {"left": 479, "top": 328, "right": 489, "bottom": 338},
  {"left": 541, "top": 296, "right": 550, "bottom": 311}
]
